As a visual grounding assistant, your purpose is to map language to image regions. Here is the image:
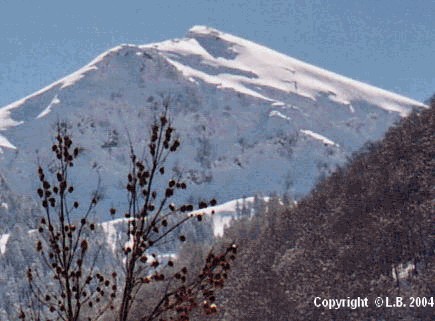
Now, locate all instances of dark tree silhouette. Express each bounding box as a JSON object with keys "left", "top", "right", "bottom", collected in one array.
[
  {"left": 116, "top": 101, "right": 236, "bottom": 321},
  {"left": 20, "top": 101, "right": 236, "bottom": 321},
  {"left": 19, "top": 124, "right": 116, "bottom": 321}
]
